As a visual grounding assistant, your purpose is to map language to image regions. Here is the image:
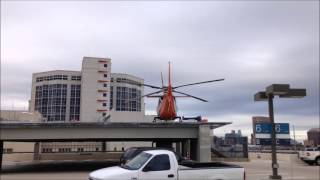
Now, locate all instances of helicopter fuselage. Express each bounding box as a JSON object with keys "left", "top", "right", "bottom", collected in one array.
[
  {"left": 156, "top": 86, "right": 177, "bottom": 120},
  {"left": 141, "top": 62, "right": 224, "bottom": 121}
]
